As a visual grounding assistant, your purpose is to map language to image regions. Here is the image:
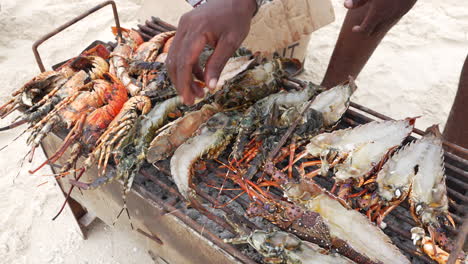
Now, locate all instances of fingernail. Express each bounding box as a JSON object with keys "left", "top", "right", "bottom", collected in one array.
[
  {"left": 208, "top": 78, "right": 218, "bottom": 90},
  {"left": 344, "top": 0, "right": 353, "bottom": 8}
]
